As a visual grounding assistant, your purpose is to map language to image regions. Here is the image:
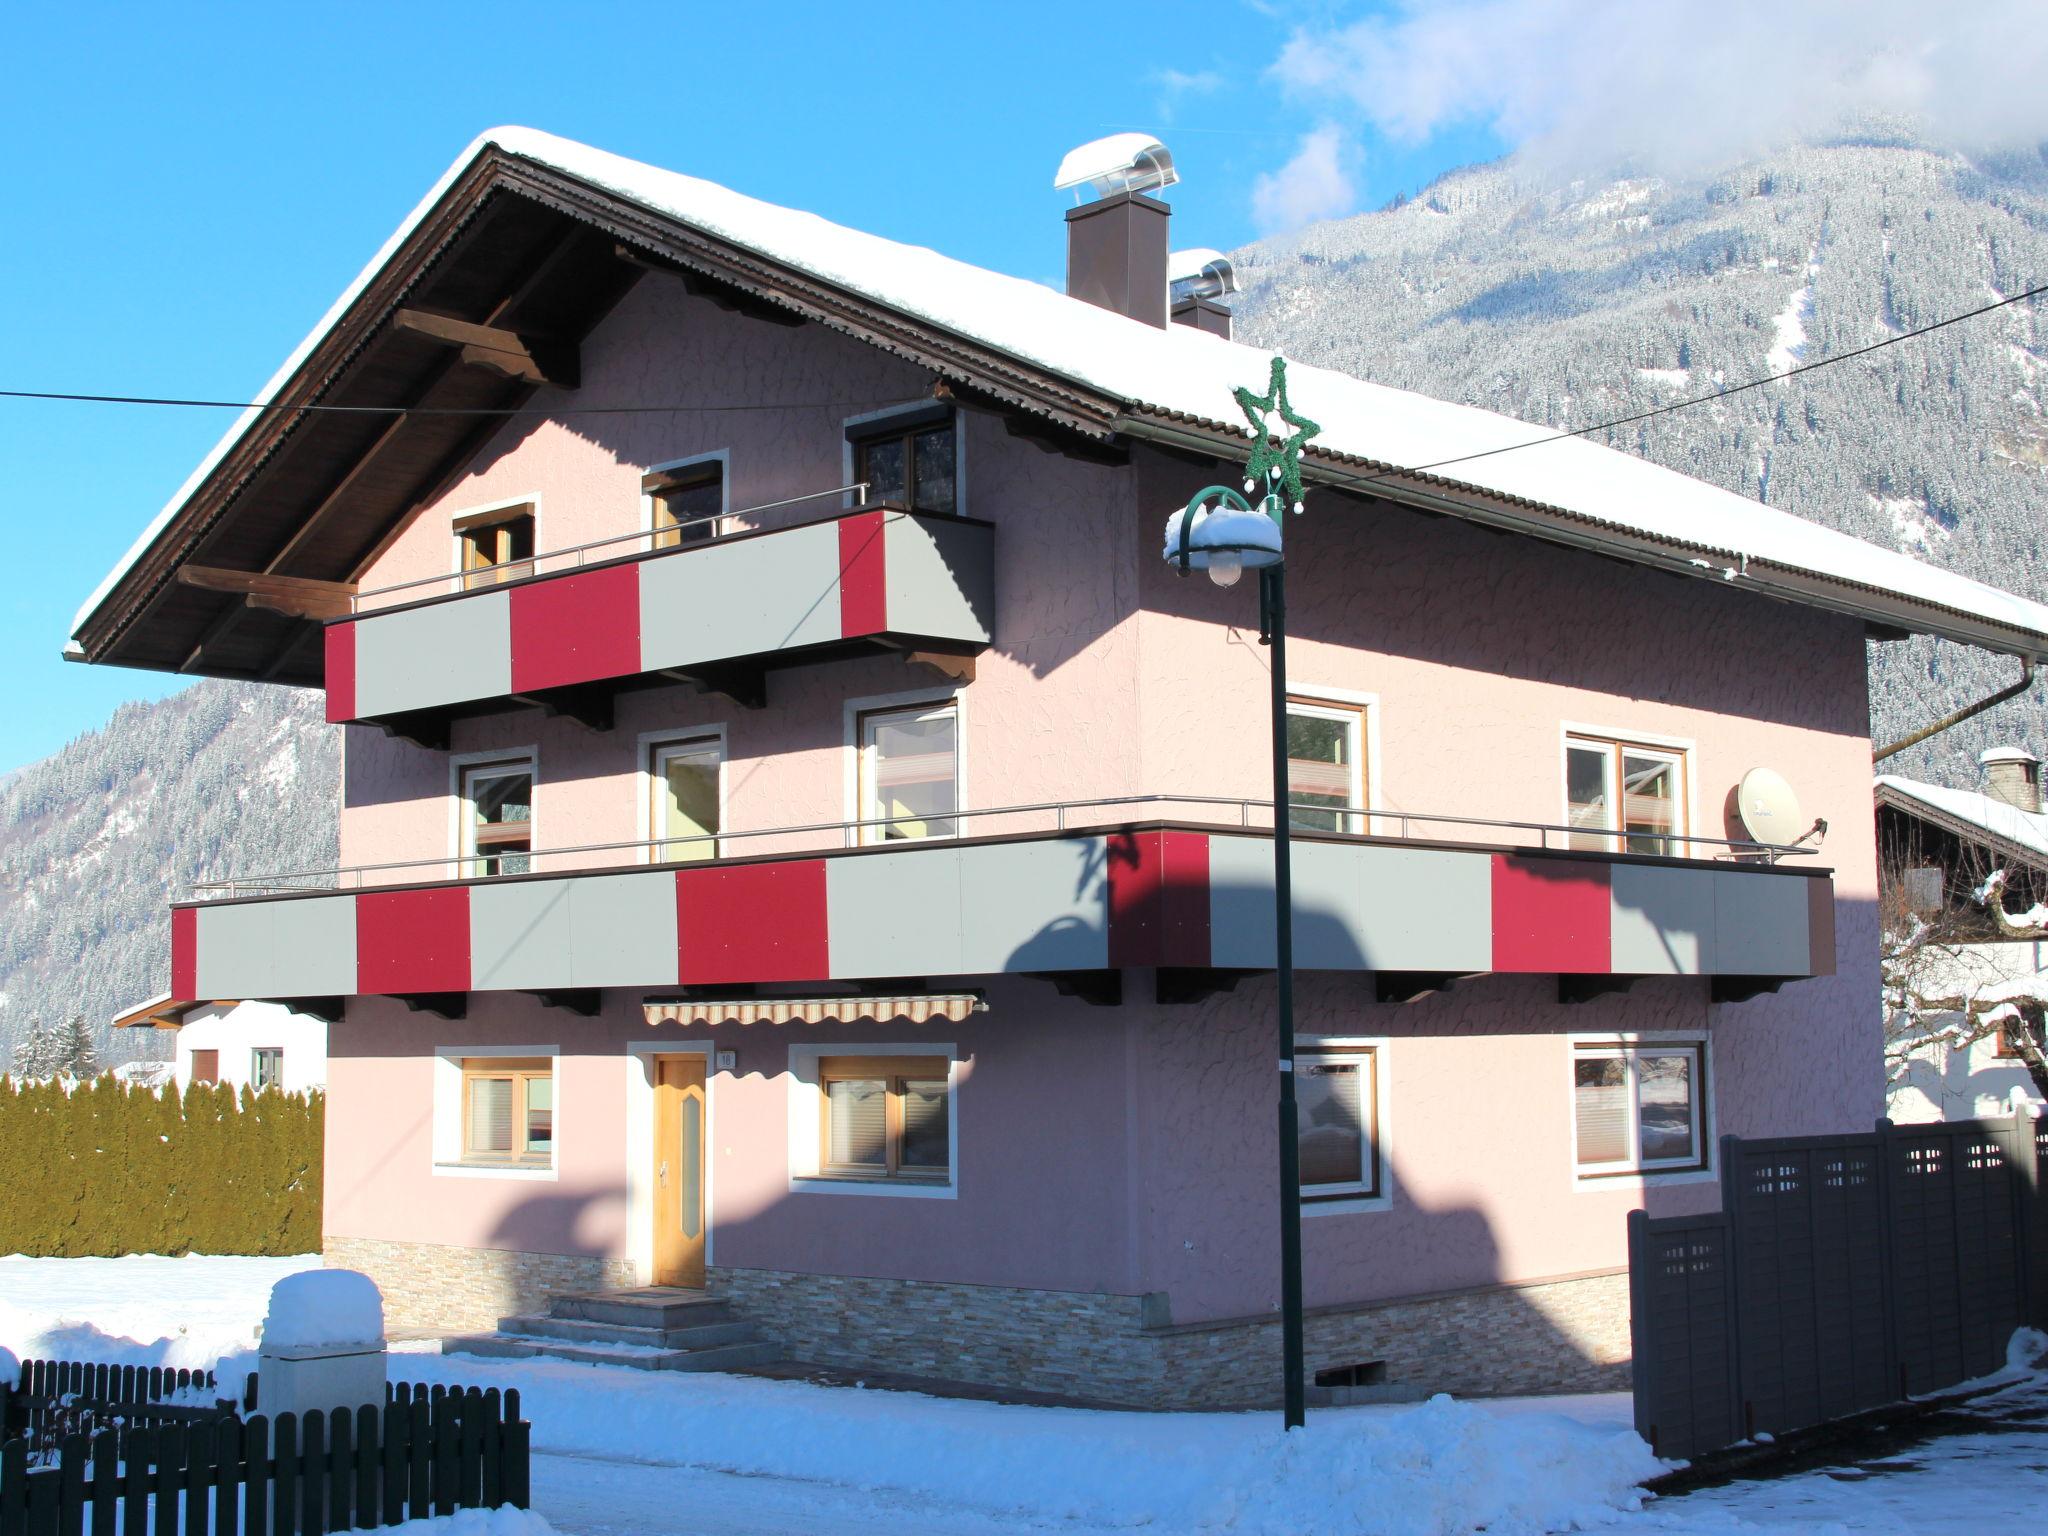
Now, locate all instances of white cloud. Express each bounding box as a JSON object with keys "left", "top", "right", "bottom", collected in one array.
[
  {"left": 1271, "top": 0, "right": 2048, "bottom": 174},
  {"left": 1252, "top": 125, "right": 1359, "bottom": 233}
]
